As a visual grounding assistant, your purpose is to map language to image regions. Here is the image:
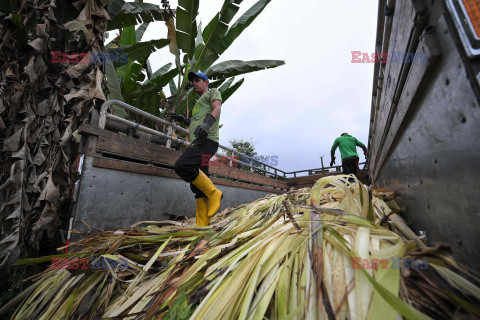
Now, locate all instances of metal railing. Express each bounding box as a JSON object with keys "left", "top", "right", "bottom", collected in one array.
[
  {"left": 98, "top": 101, "right": 367, "bottom": 180},
  {"left": 98, "top": 100, "right": 288, "bottom": 179},
  {"left": 286, "top": 162, "right": 366, "bottom": 178}
]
